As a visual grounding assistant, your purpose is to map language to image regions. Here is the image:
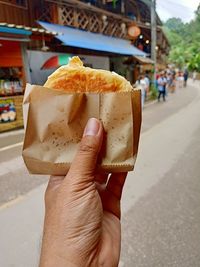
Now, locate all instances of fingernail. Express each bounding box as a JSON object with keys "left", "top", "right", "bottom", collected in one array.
[{"left": 83, "top": 118, "right": 100, "bottom": 137}]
